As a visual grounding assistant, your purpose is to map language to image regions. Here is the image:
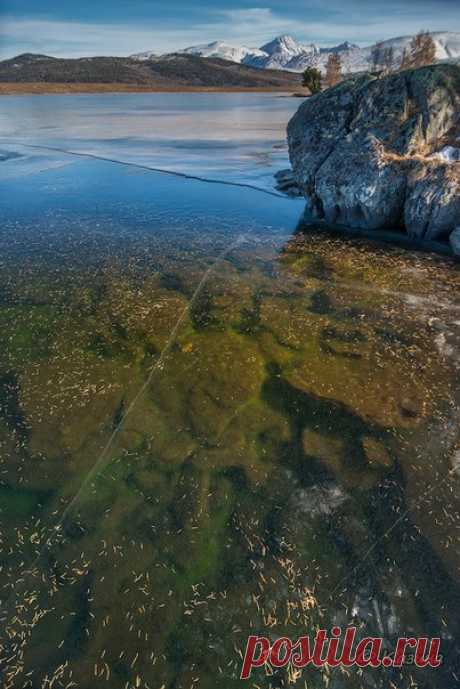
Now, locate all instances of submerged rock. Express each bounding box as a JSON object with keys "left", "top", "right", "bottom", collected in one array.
[
  {"left": 295, "top": 484, "right": 348, "bottom": 517},
  {"left": 287, "top": 63, "right": 460, "bottom": 242}
]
